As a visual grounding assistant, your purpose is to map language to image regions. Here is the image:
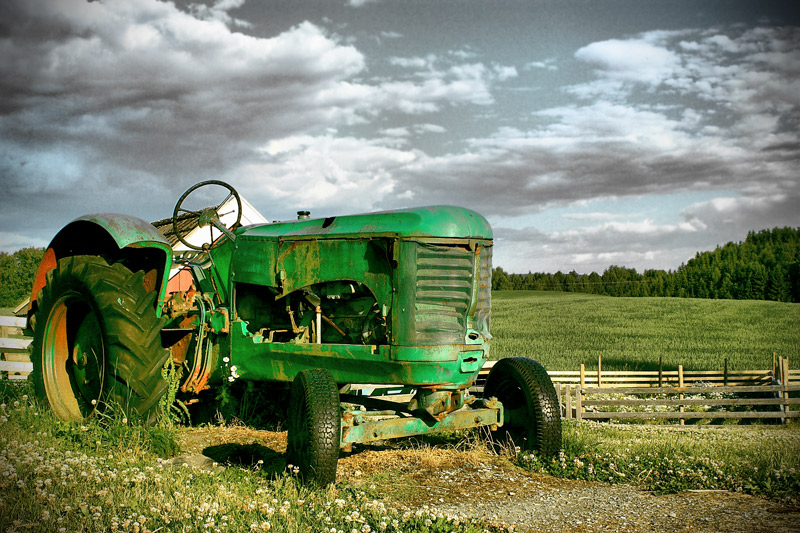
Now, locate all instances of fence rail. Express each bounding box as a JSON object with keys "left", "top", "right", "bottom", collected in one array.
[
  {"left": 479, "top": 355, "right": 798, "bottom": 423},
  {"left": 0, "top": 316, "right": 32, "bottom": 380}
]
